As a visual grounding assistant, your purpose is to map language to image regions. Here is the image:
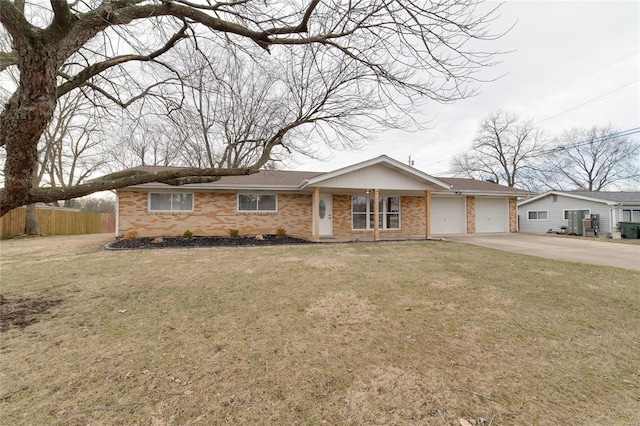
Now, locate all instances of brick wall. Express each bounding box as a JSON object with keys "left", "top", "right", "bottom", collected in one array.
[
  {"left": 330, "top": 194, "right": 427, "bottom": 239},
  {"left": 118, "top": 191, "right": 313, "bottom": 238},
  {"left": 509, "top": 197, "right": 518, "bottom": 232},
  {"left": 118, "top": 190, "right": 514, "bottom": 239},
  {"left": 466, "top": 196, "right": 476, "bottom": 234}
]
